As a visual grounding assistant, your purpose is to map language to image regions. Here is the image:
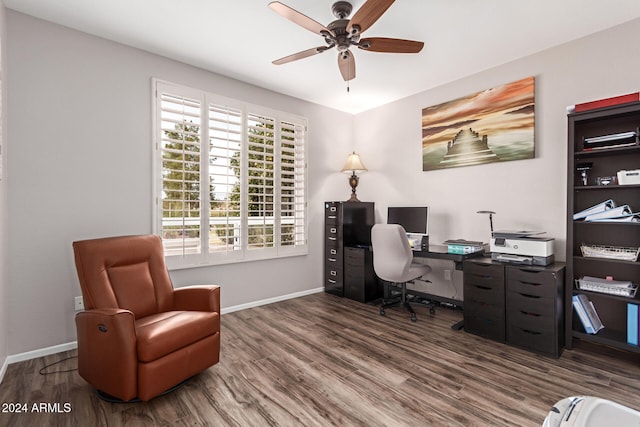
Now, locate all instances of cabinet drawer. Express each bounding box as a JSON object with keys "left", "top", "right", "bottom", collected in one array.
[
  {"left": 507, "top": 268, "right": 558, "bottom": 298},
  {"left": 464, "top": 281, "right": 504, "bottom": 305},
  {"left": 506, "top": 291, "right": 556, "bottom": 317},
  {"left": 506, "top": 300, "right": 555, "bottom": 331},
  {"left": 464, "top": 299, "right": 503, "bottom": 320},
  {"left": 325, "top": 245, "right": 342, "bottom": 260},
  {"left": 464, "top": 261, "right": 504, "bottom": 279},
  {"left": 507, "top": 322, "right": 557, "bottom": 356},
  {"left": 344, "top": 247, "right": 365, "bottom": 265},
  {"left": 324, "top": 202, "right": 340, "bottom": 224},
  {"left": 325, "top": 225, "right": 341, "bottom": 241},
  {"left": 464, "top": 314, "right": 505, "bottom": 342}
]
